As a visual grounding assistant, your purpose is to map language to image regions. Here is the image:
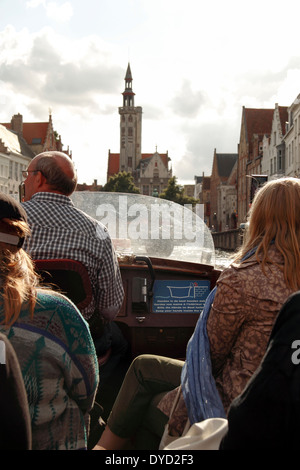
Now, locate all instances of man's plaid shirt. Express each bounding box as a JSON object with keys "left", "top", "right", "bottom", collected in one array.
[{"left": 22, "top": 192, "right": 124, "bottom": 321}]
